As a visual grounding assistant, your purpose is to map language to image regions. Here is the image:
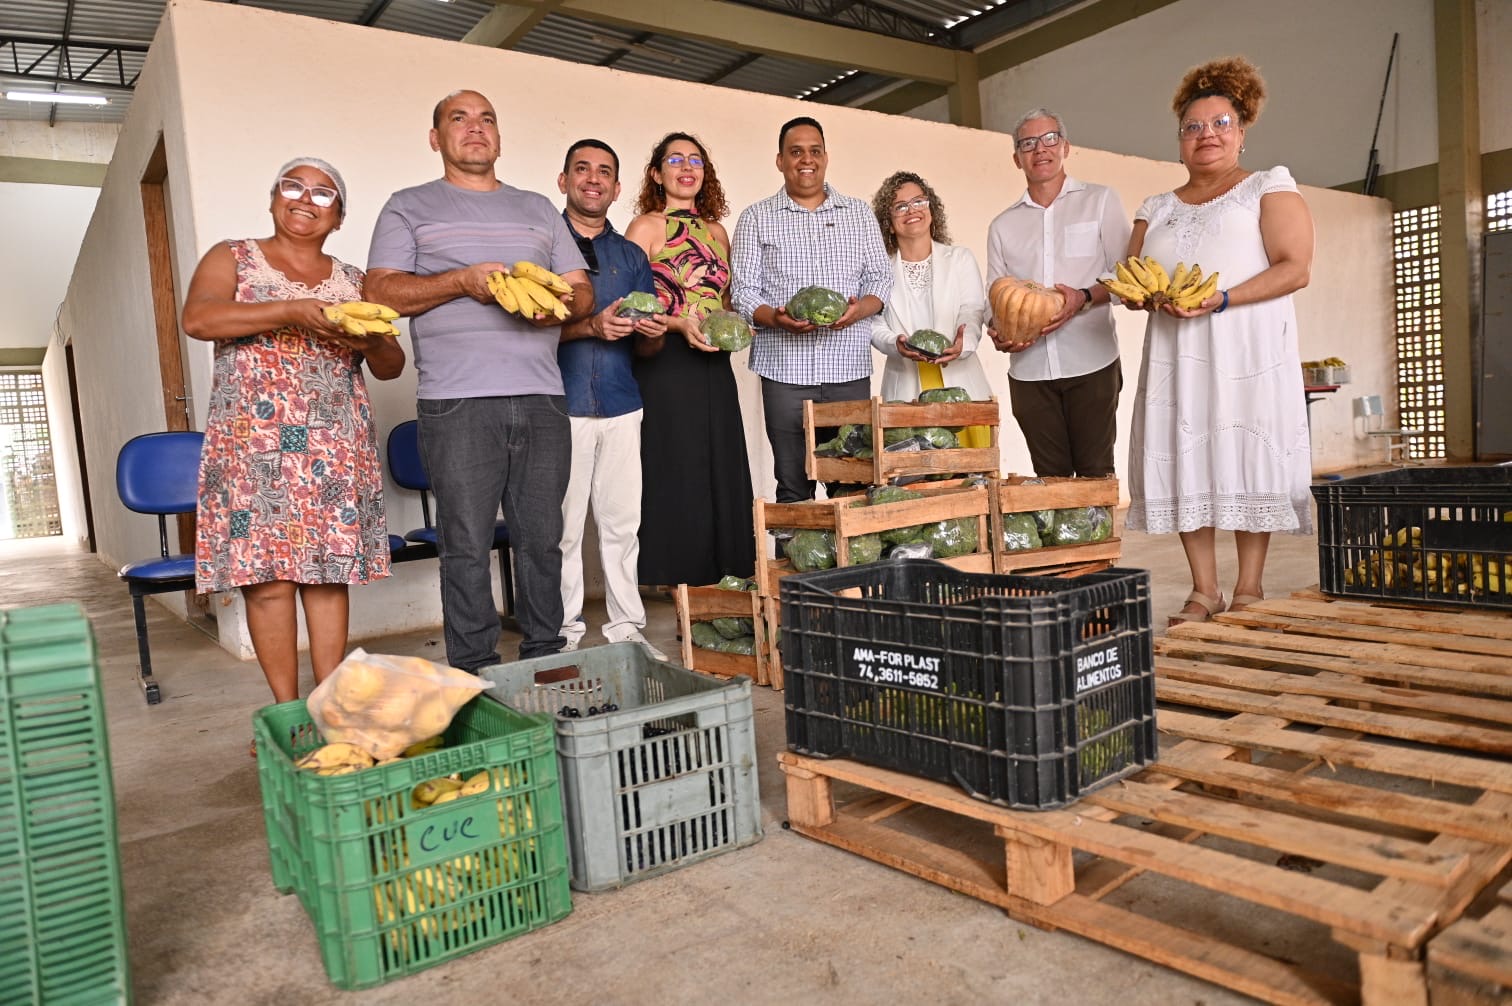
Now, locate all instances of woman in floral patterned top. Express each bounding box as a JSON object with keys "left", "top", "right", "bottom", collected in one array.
[{"left": 181, "top": 157, "right": 405, "bottom": 706}]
